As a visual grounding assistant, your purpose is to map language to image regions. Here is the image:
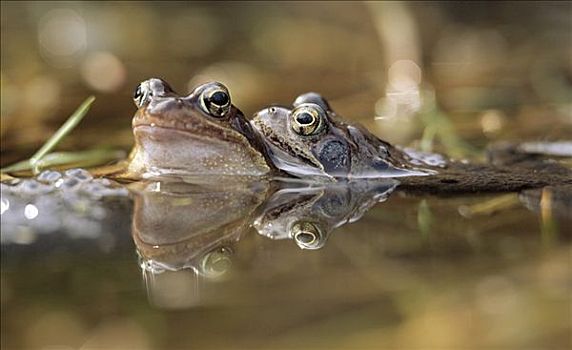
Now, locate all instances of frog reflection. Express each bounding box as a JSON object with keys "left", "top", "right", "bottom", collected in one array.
[
  {"left": 130, "top": 176, "right": 399, "bottom": 307},
  {"left": 130, "top": 179, "right": 268, "bottom": 308},
  {"left": 253, "top": 179, "right": 398, "bottom": 250}
]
